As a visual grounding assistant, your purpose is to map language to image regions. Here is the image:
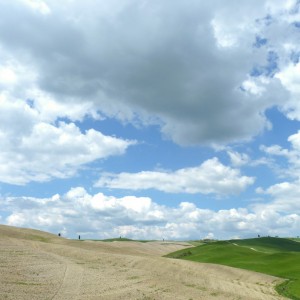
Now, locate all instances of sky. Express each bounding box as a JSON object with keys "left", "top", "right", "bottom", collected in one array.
[{"left": 1, "top": 0, "right": 300, "bottom": 240}]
